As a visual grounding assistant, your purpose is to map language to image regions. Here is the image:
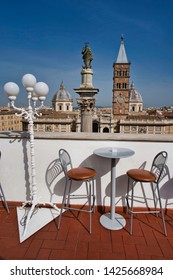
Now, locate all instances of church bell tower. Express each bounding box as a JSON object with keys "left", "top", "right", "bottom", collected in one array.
[{"left": 112, "top": 36, "right": 131, "bottom": 119}]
